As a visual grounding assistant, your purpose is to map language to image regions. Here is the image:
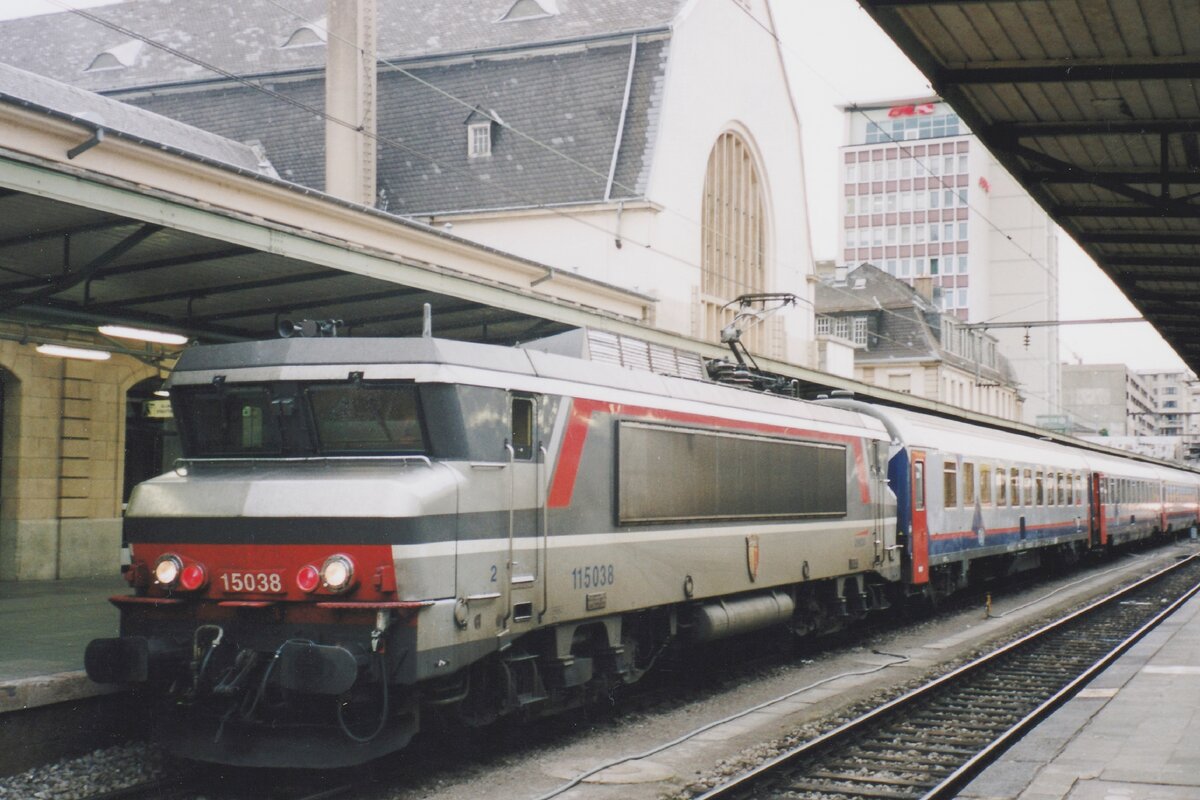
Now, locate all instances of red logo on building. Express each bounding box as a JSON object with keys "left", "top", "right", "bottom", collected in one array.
[
  {"left": 978, "top": 176, "right": 991, "bottom": 193},
  {"left": 887, "top": 103, "right": 936, "bottom": 117}
]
